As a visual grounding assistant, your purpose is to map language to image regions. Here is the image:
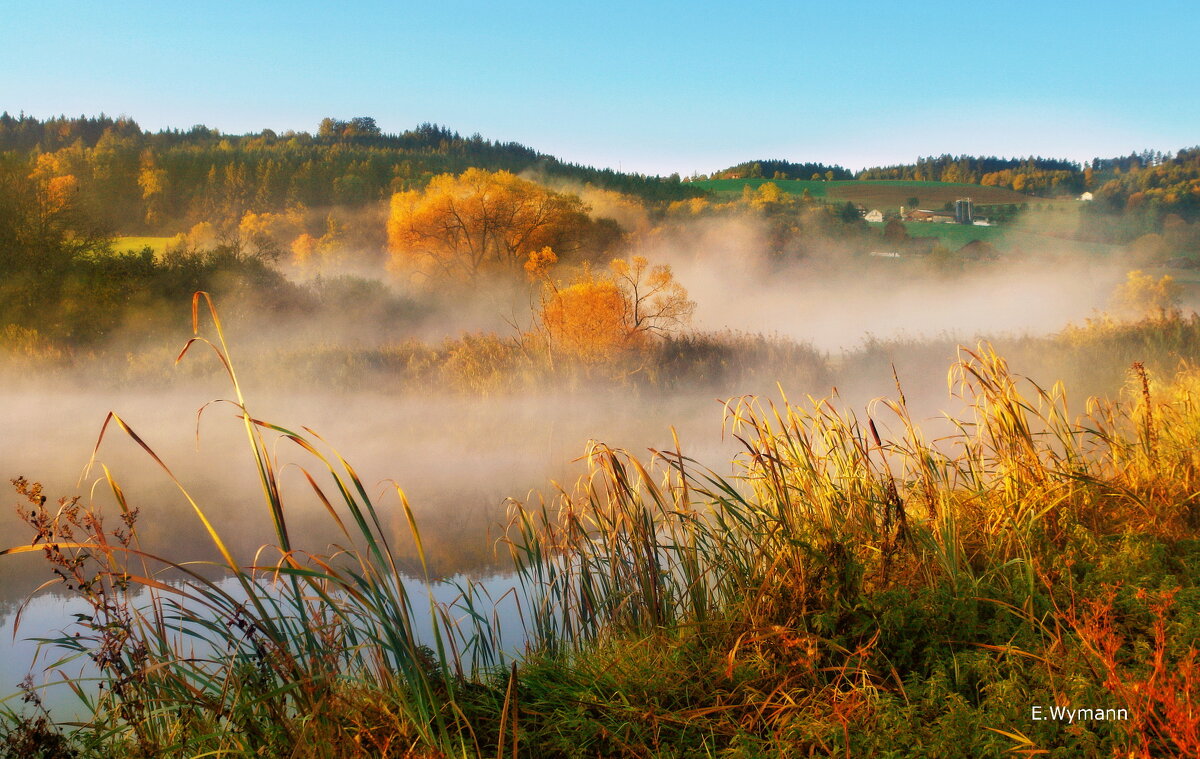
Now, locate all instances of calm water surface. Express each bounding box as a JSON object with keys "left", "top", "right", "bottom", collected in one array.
[{"left": 0, "top": 384, "right": 740, "bottom": 712}]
